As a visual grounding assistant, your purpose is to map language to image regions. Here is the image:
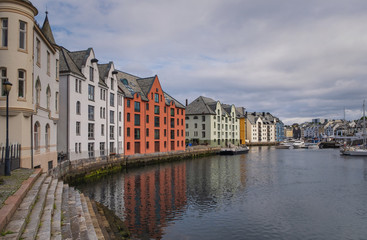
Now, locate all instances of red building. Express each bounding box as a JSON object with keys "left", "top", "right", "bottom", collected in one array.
[{"left": 117, "top": 72, "right": 186, "bottom": 155}]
